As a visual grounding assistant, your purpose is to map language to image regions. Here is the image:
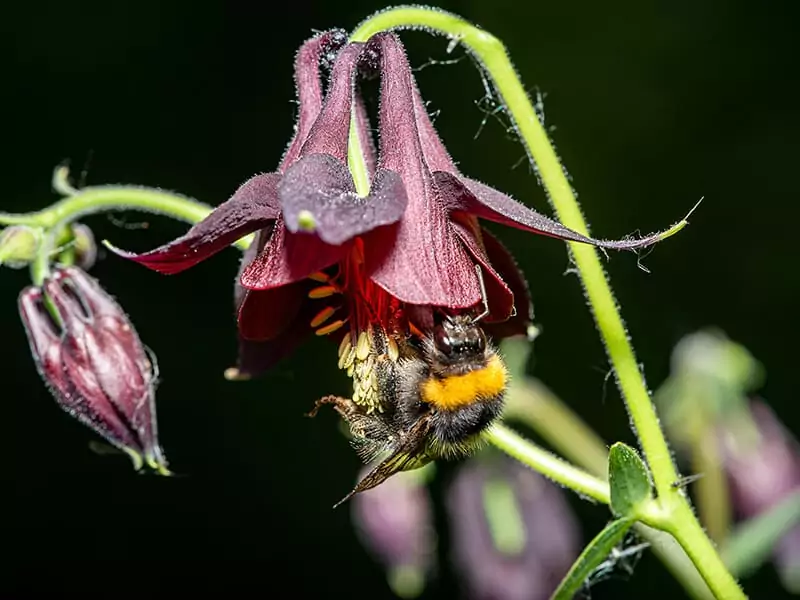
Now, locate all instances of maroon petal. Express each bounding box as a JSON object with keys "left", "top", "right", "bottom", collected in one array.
[
  {"left": 237, "top": 282, "right": 305, "bottom": 341},
  {"left": 411, "top": 76, "right": 458, "bottom": 174},
  {"left": 480, "top": 227, "right": 534, "bottom": 340},
  {"left": 110, "top": 173, "right": 281, "bottom": 274},
  {"left": 280, "top": 154, "right": 407, "bottom": 246},
  {"left": 18, "top": 286, "right": 68, "bottom": 395},
  {"left": 298, "top": 43, "right": 364, "bottom": 163},
  {"left": 279, "top": 30, "right": 345, "bottom": 171},
  {"left": 229, "top": 282, "right": 320, "bottom": 380},
  {"left": 450, "top": 216, "right": 515, "bottom": 324},
  {"left": 355, "top": 92, "right": 377, "bottom": 180},
  {"left": 364, "top": 33, "right": 481, "bottom": 308},
  {"left": 239, "top": 215, "right": 347, "bottom": 290},
  {"left": 435, "top": 171, "right": 666, "bottom": 250}
]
